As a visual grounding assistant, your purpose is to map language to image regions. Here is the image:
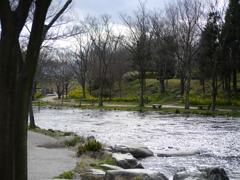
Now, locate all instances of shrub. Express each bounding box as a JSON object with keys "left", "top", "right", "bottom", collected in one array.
[
  {"left": 175, "top": 109, "right": 180, "bottom": 114},
  {"left": 77, "top": 140, "right": 103, "bottom": 156},
  {"left": 188, "top": 96, "right": 240, "bottom": 106},
  {"left": 34, "top": 92, "right": 42, "bottom": 100},
  {"left": 68, "top": 88, "right": 97, "bottom": 100},
  {"left": 68, "top": 89, "right": 83, "bottom": 99}
]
